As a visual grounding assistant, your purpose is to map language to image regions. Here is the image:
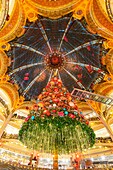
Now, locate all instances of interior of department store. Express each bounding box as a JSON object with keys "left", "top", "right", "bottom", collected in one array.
[{"left": 0, "top": 0, "right": 113, "bottom": 169}]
